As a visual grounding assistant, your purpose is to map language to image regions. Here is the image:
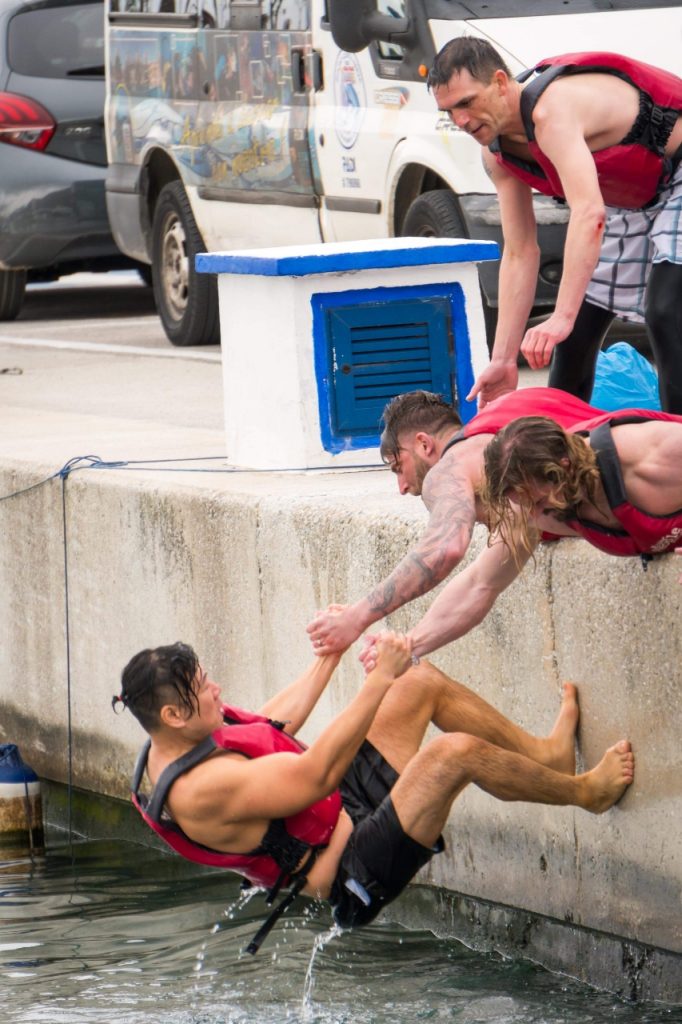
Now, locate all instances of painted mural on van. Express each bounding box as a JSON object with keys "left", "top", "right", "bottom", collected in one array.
[{"left": 108, "top": 28, "right": 314, "bottom": 192}]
